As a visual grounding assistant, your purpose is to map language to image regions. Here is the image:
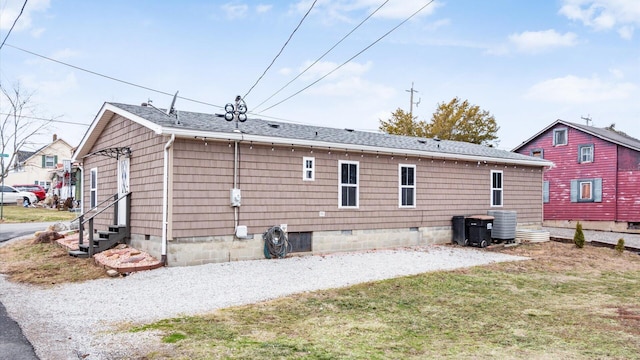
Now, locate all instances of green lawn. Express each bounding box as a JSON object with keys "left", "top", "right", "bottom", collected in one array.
[
  {"left": 0, "top": 205, "right": 76, "bottom": 223},
  {"left": 130, "top": 242, "right": 640, "bottom": 359}
]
